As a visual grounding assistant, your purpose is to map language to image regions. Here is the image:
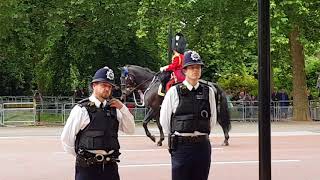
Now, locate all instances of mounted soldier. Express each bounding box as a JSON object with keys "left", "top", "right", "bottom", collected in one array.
[{"left": 159, "top": 33, "right": 187, "bottom": 95}]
